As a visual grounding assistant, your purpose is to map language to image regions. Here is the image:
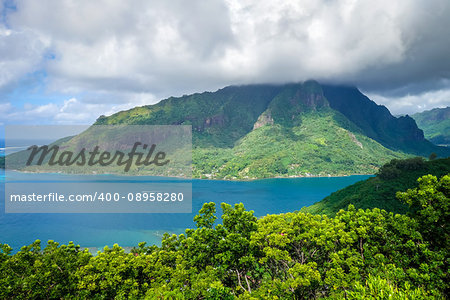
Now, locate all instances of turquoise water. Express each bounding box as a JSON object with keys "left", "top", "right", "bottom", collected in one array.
[{"left": 0, "top": 169, "right": 370, "bottom": 250}]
